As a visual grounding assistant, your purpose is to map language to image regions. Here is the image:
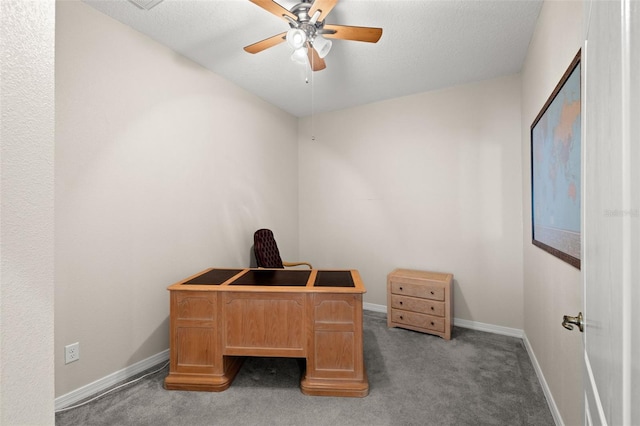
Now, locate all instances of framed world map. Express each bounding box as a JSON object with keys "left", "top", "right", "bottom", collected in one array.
[{"left": 531, "top": 50, "right": 581, "bottom": 269}]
